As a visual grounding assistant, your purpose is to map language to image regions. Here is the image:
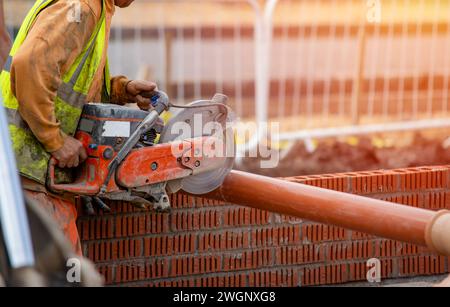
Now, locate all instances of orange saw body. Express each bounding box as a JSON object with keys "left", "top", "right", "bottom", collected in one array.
[{"left": 46, "top": 92, "right": 234, "bottom": 211}]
